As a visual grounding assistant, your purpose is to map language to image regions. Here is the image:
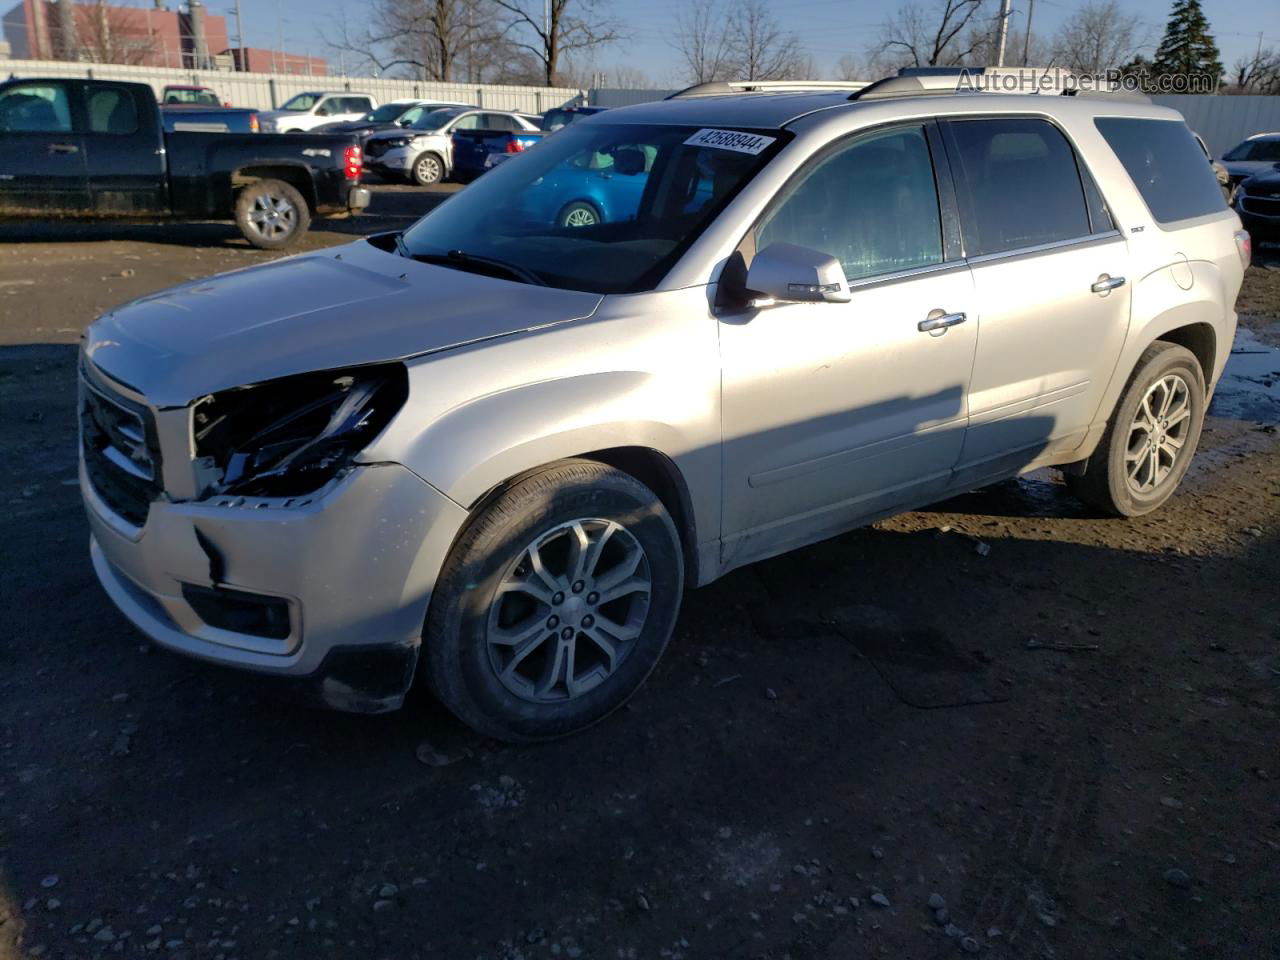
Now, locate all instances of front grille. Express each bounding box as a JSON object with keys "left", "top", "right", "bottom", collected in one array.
[
  {"left": 365, "top": 139, "right": 405, "bottom": 159},
  {"left": 80, "top": 361, "right": 162, "bottom": 527},
  {"left": 1242, "top": 194, "right": 1280, "bottom": 218}
]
